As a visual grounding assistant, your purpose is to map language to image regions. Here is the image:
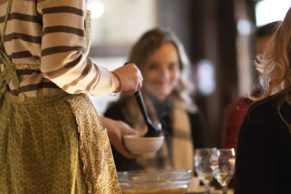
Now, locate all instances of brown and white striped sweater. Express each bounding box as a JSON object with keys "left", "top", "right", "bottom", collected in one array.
[{"left": 0, "top": 0, "right": 113, "bottom": 97}]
